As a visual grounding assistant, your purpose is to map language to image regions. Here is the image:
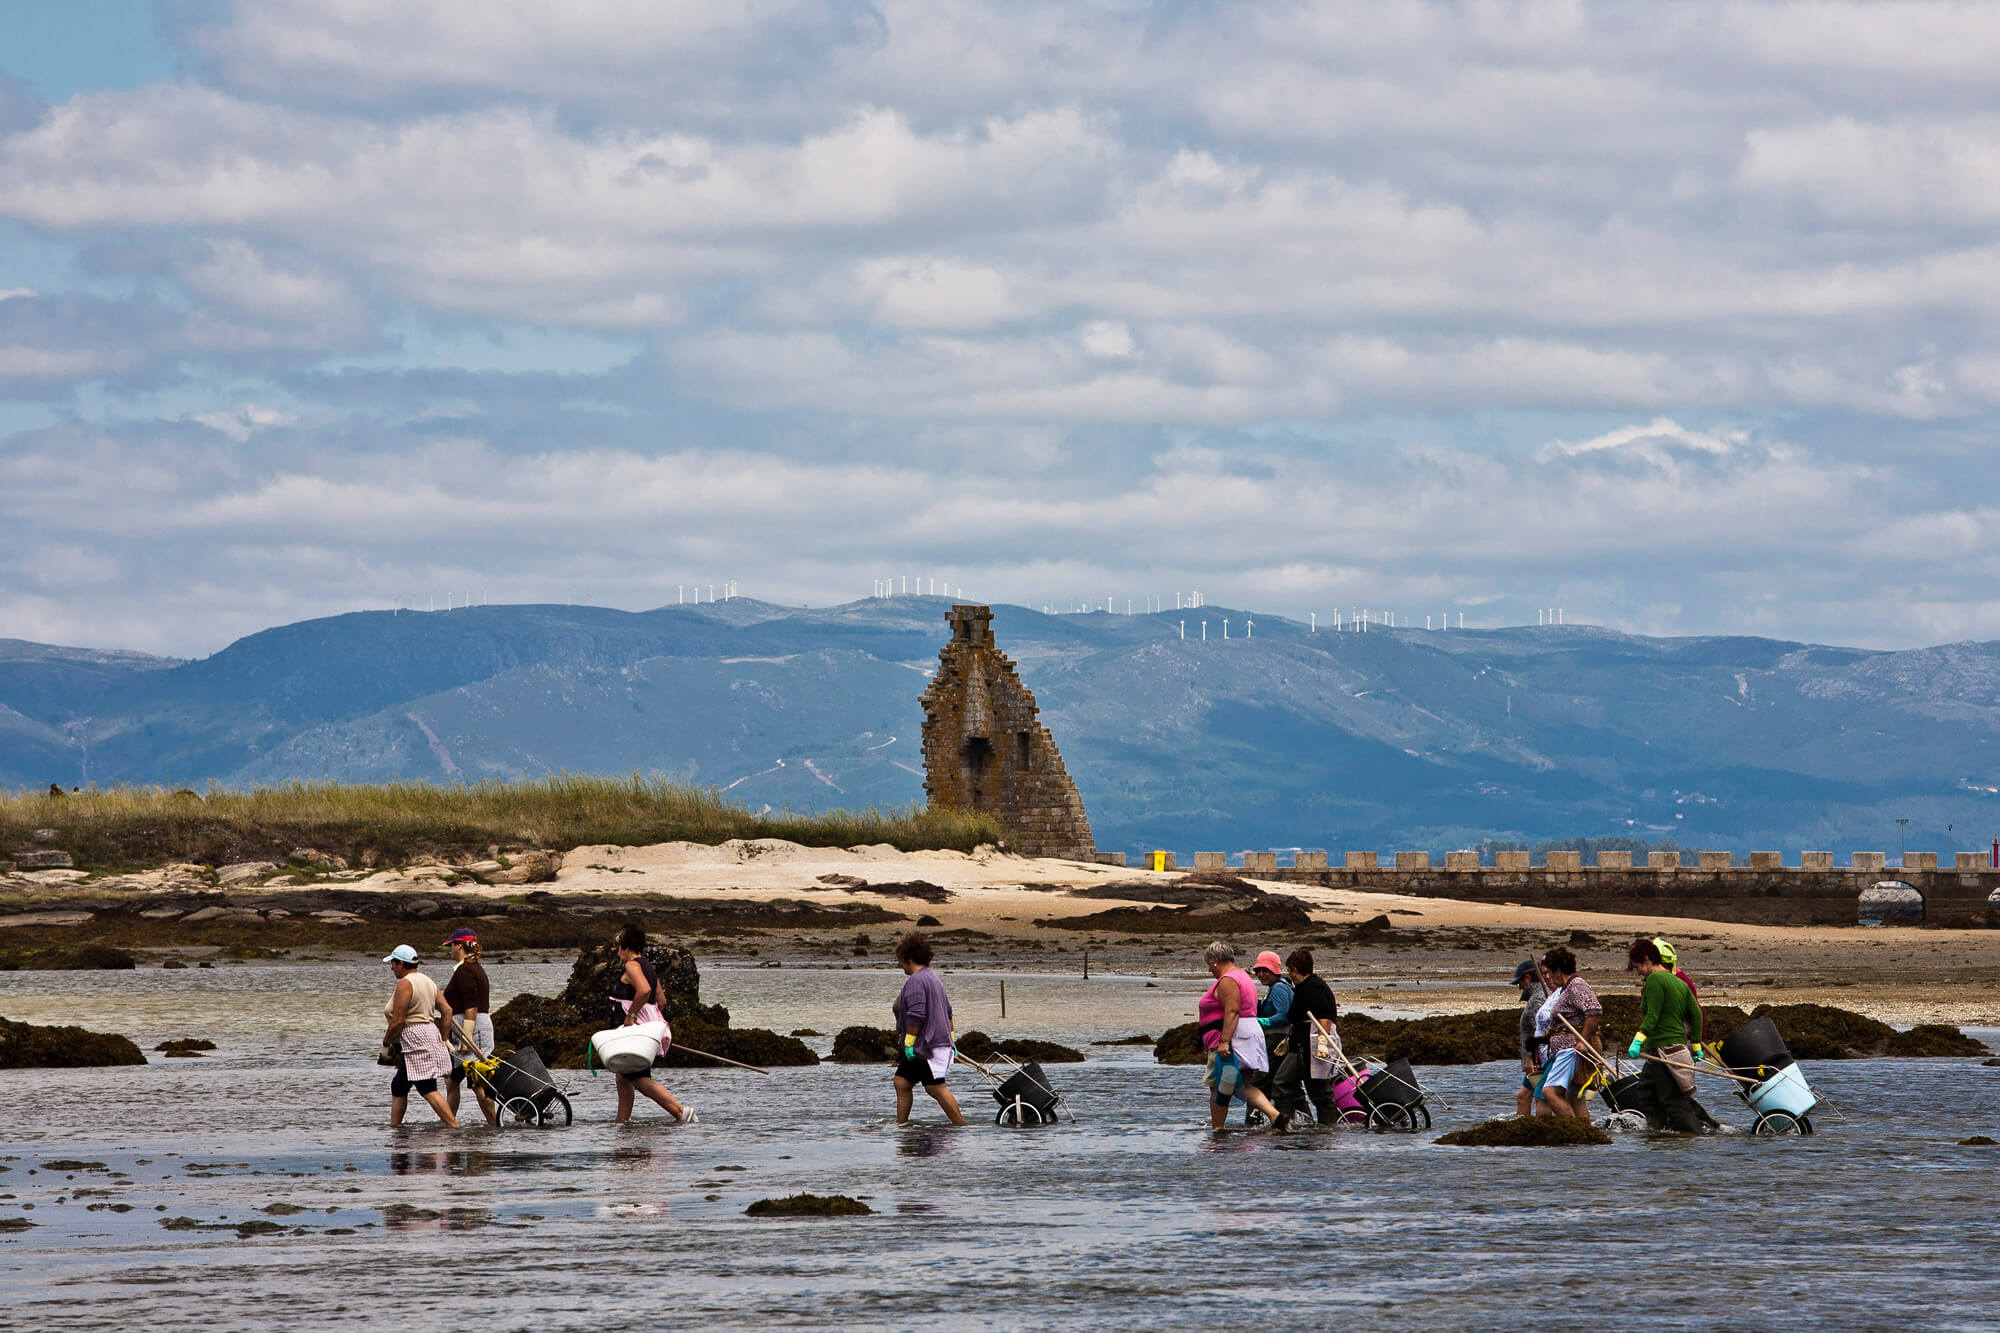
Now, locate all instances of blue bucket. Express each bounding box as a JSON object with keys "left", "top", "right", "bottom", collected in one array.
[{"left": 1743, "top": 1062, "right": 1817, "bottom": 1119}]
